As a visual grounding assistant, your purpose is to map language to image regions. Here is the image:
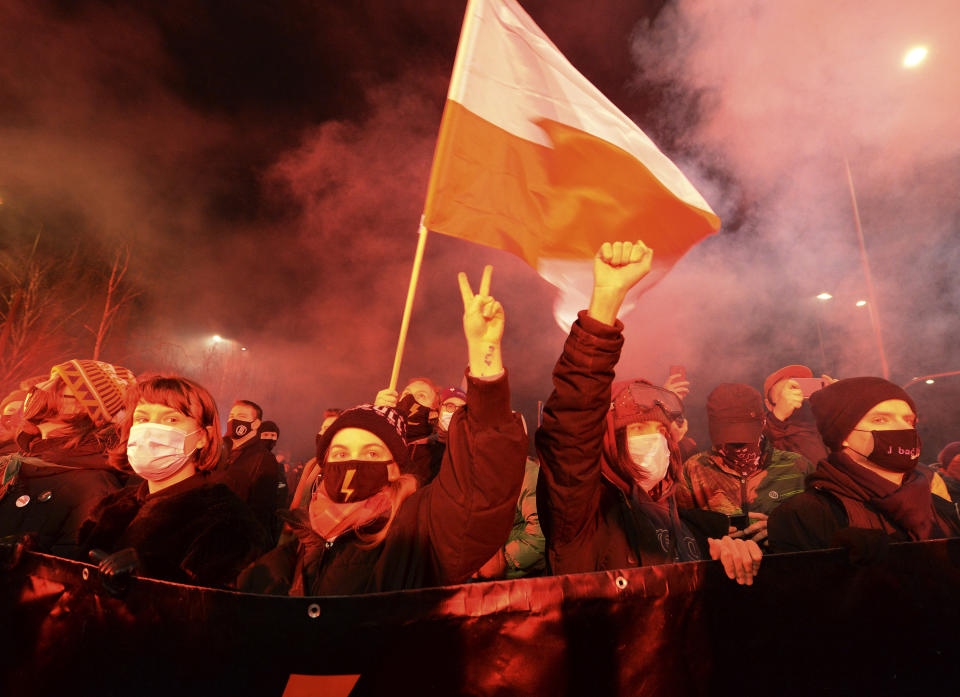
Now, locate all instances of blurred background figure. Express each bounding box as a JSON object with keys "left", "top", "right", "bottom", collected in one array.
[
  {"left": 259, "top": 420, "right": 279, "bottom": 452},
  {"left": 418, "top": 386, "right": 467, "bottom": 485},
  {"left": 212, "top": 399, "right": 282, "bottom": 543},
  {"left": 0, "top": 359, "right": 134, "bottom": 560},
  {"left": 763, "top": 364, "right": 830, "bottom": 465}
]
